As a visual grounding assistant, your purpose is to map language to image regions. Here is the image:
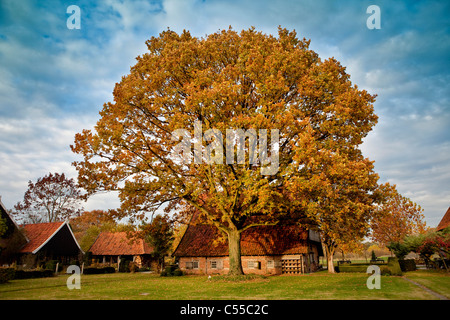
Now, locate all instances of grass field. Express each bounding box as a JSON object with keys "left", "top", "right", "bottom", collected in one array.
[{"left": 1, "top": 270, "right": 448, "bottom": 300}]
